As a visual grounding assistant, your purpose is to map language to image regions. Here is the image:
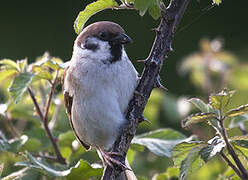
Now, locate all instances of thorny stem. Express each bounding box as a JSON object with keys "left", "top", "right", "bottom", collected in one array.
[
  {"left": 219, "top": 114, "right": 248, "bottom": 179},
  {"left": 28, "top": 71, "right": 66, "bottom": 164},
  {"left": 102, "top": 0, "right": 191, "bottom": 179}
]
